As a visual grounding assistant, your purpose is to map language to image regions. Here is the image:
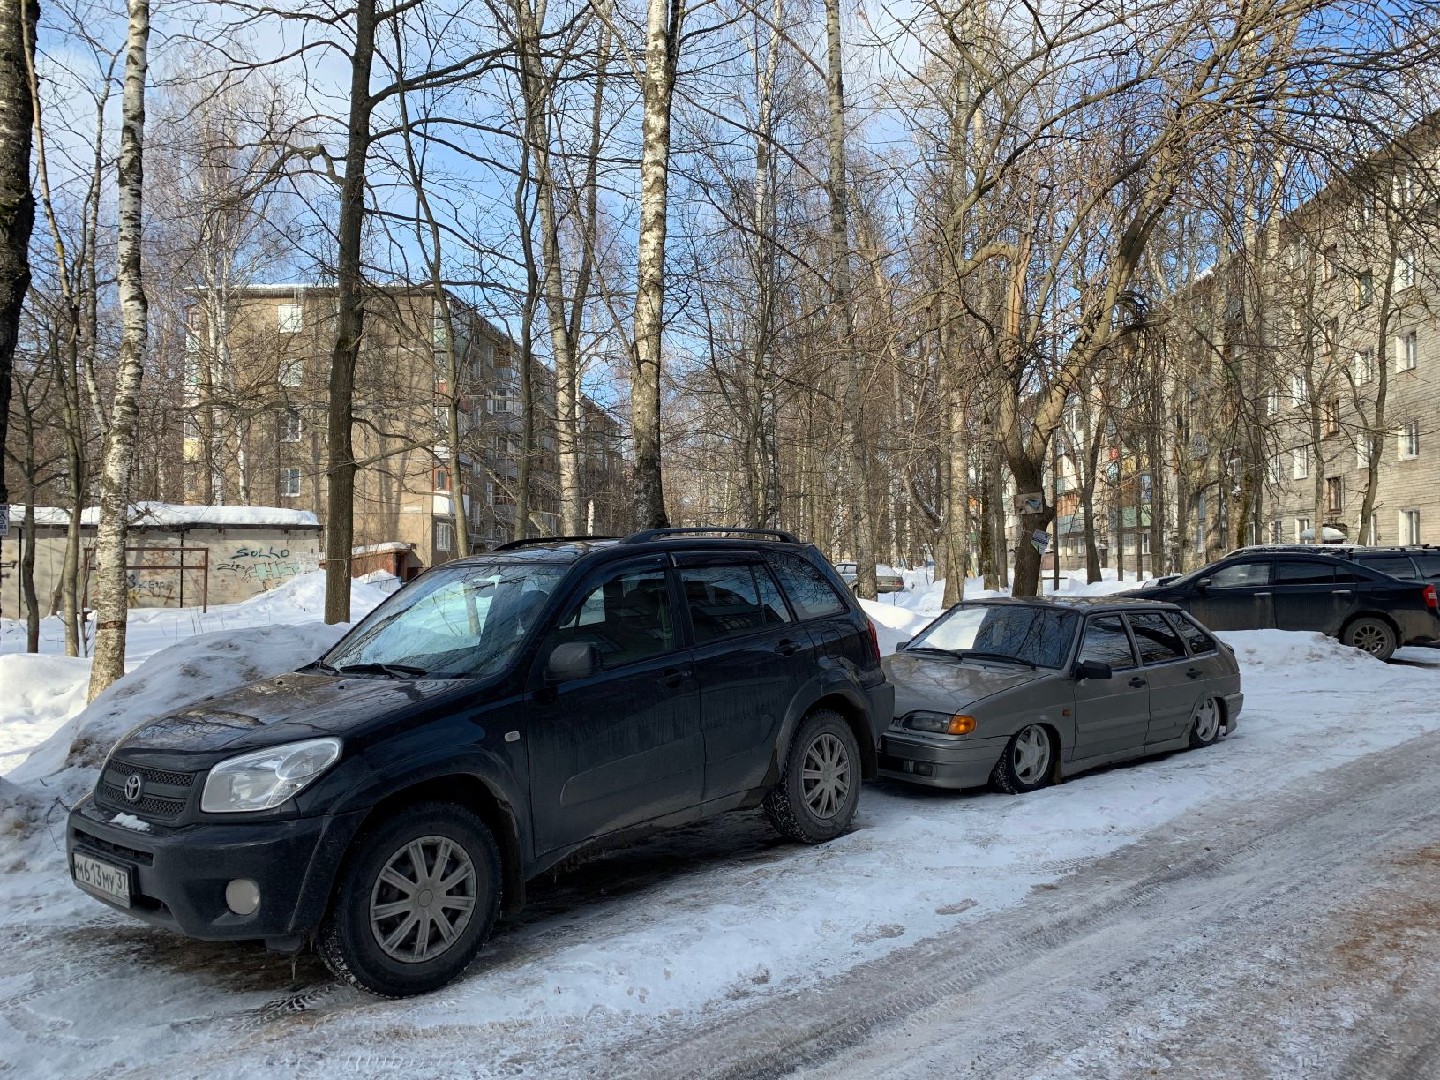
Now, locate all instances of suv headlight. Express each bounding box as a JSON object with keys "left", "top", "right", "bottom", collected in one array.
[{"left": 201, "top": 737, "right": 342, "bottom": 813}]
